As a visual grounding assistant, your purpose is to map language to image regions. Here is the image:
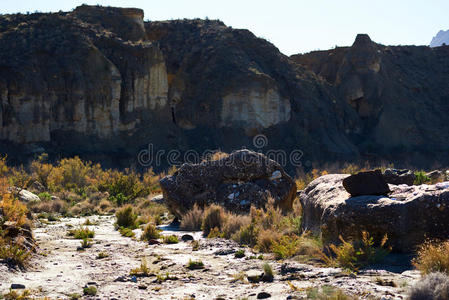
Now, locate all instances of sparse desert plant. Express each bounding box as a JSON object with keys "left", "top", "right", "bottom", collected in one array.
[
  {"left": 261, "top": 263, "right": 274, "bottom": 282},
  {"left": 83, "top": 286, "right": 97, "bottom": 296},
  {"left": 163, "top": 235, "right": 179, "bottom": 244},
  {"left": 413, "top": 240, "right": 449, "bottom": 275},
  {"left": 192, "top": 240, "right": 200, "bottom": 251},
  {"left": 80, "top": 238, "right": 92, "bottom": 249},
  {"left": 118, "top": 227, "right": 135, "bottom": 238},
  {"left": 0, "top": 243, "right": 31, "bottom": 267},
  {"left": 324, "top": 232, "right": 390, "bottom": 271},
  {"left": 96, "top": 251, "right": 109, "bottom": 259},
  {"left": 141, "top": 223, "right": 161, "bottom": 240},
  {"left": 407, "top": 272, "right": 449, "bottom": 300},
  {"left": 234, "top": 249, "right": 245, "bottom": 258},
  {"left": 306, "top": 285, "right": 358, "bottom": 300},
  {"left": 130, "top": 259, "right": 151, "bottom": 277},
  {"left": 180, "top": 204, "right": 204, "bottom": 231},
  {"left": 68, "top": 293, "right": 82, "bottom": 300},
  {"left": 414, "top": 171, "right": 431, "bottom": 185},
  {"left": 2, "top": 289, "right": 31, "bottom": 300},
  {"left": 202, "top": 204, "right": 227, "bottom": 237},
  {"left": 115, "top": 205, "right": 138, "bottom": 229},
  {"left": 186, "top": 259, "right": 204, "bottom": 270},
  {"left": 222, "top": 213, "right": 250, "bottom": 239},
  {"left": 68, "top": 227, "right": 95, "bottom": 239},
  {"left": 257, "top": 229, "right": 282, "bottom": 253}
]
